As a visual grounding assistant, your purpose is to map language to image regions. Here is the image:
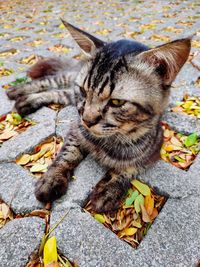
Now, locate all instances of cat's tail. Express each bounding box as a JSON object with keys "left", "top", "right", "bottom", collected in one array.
[{"left": 27, "top": 57, "right": 81, "bottom": 79}]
